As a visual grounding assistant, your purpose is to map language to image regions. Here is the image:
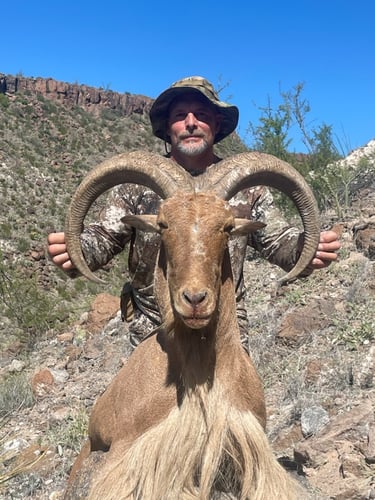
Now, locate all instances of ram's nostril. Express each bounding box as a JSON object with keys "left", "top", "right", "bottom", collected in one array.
[{"left": 182, "top": 290, "right": 207, "bottom": 306}]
